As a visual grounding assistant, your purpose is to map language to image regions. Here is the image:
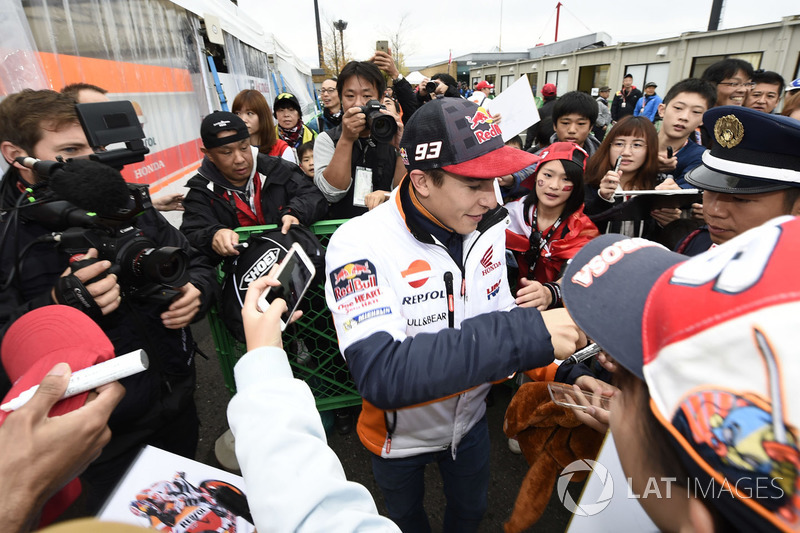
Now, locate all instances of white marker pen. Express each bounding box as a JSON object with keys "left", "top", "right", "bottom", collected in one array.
[{"left": 0, "top": 349, "right": 149, "bottom": 412}]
